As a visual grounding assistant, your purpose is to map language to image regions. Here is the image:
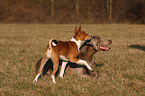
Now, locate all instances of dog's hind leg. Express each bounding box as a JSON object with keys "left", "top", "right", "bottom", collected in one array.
[
  {"left": 33, "top": 49, "right": 51, "bottom": 82},
  {"left": 59, "top": 61, "right": 68, "bottom": 78},
  {"left": 33, "top": 58, "right": 48, "bottom": 82},
  {"left": 51, "top": 51, "right": 59, "bottom": 84}
]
